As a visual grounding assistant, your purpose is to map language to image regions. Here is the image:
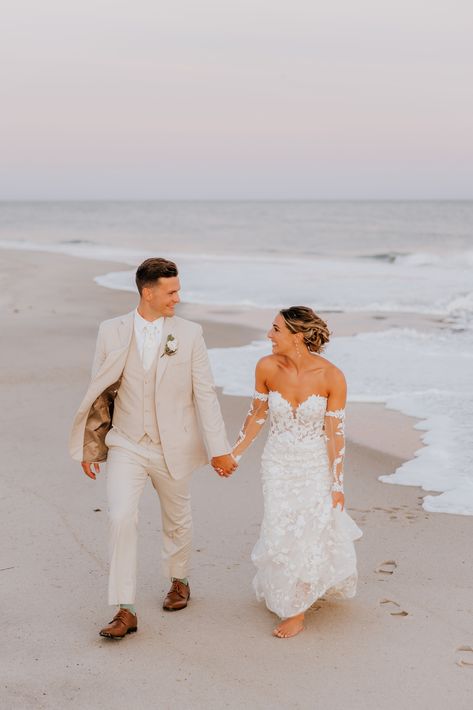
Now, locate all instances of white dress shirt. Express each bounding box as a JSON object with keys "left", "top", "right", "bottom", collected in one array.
[{"left": 134, "top": 309, "right": 164, "bottom": 364}]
